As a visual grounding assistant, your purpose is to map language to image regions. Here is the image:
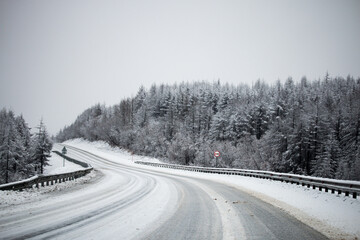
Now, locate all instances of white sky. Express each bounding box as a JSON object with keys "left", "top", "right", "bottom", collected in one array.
[{"left": 1, "top": 0, "right": 360, "bottom": 135}]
